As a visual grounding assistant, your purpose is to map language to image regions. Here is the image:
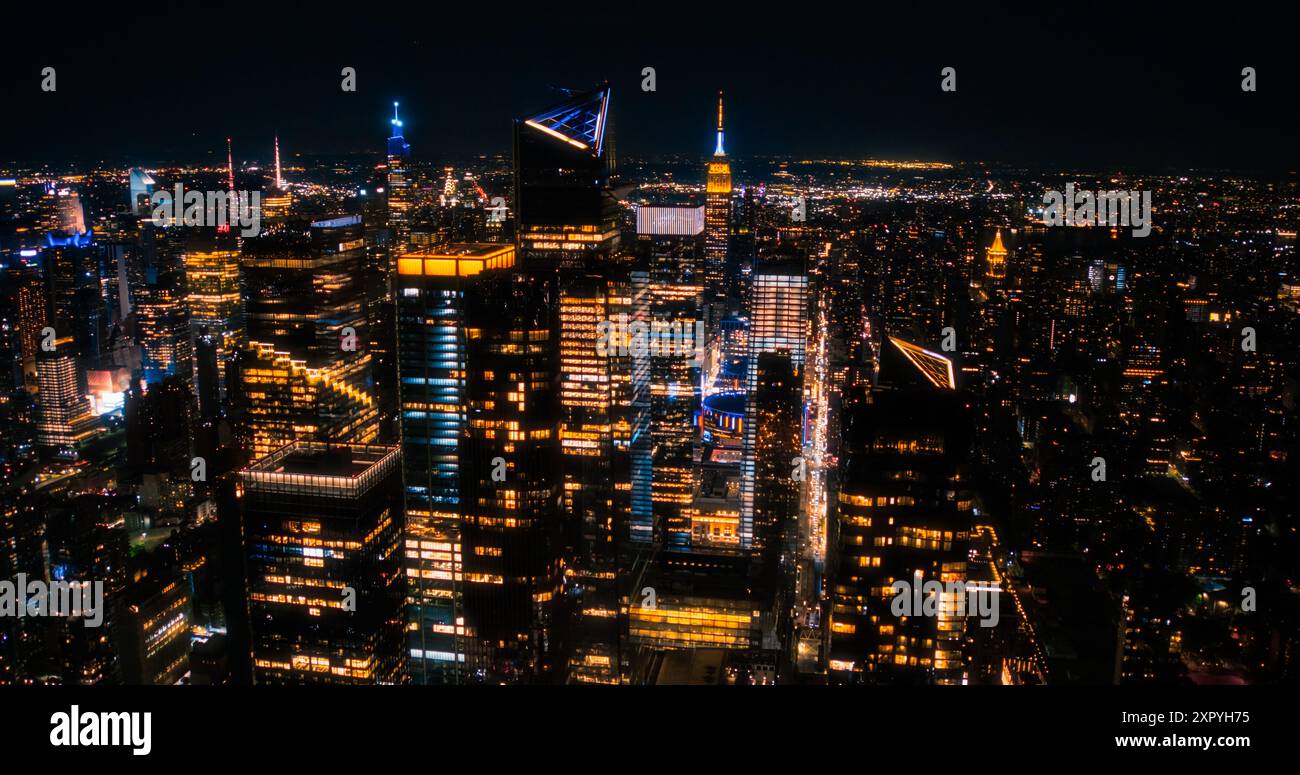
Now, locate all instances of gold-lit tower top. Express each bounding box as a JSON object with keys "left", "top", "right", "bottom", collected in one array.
[{"left": 986, "top": 228, "right": 1007, "bottom": 280}]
